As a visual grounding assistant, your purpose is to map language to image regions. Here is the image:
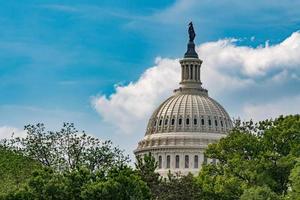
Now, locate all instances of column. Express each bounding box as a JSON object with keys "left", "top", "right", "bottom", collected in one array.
[
  {"left": 194, "top": 65, "right": 197, "bottom": 81},
  {"left": 186, "top": 65, "right": 189, "bottom": 80},
  {"left": 190, "top": 65, "right": 193, "bottom": 80},
  {"left": 181, "top": 65, "right": 184, "bottom": 81}
]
